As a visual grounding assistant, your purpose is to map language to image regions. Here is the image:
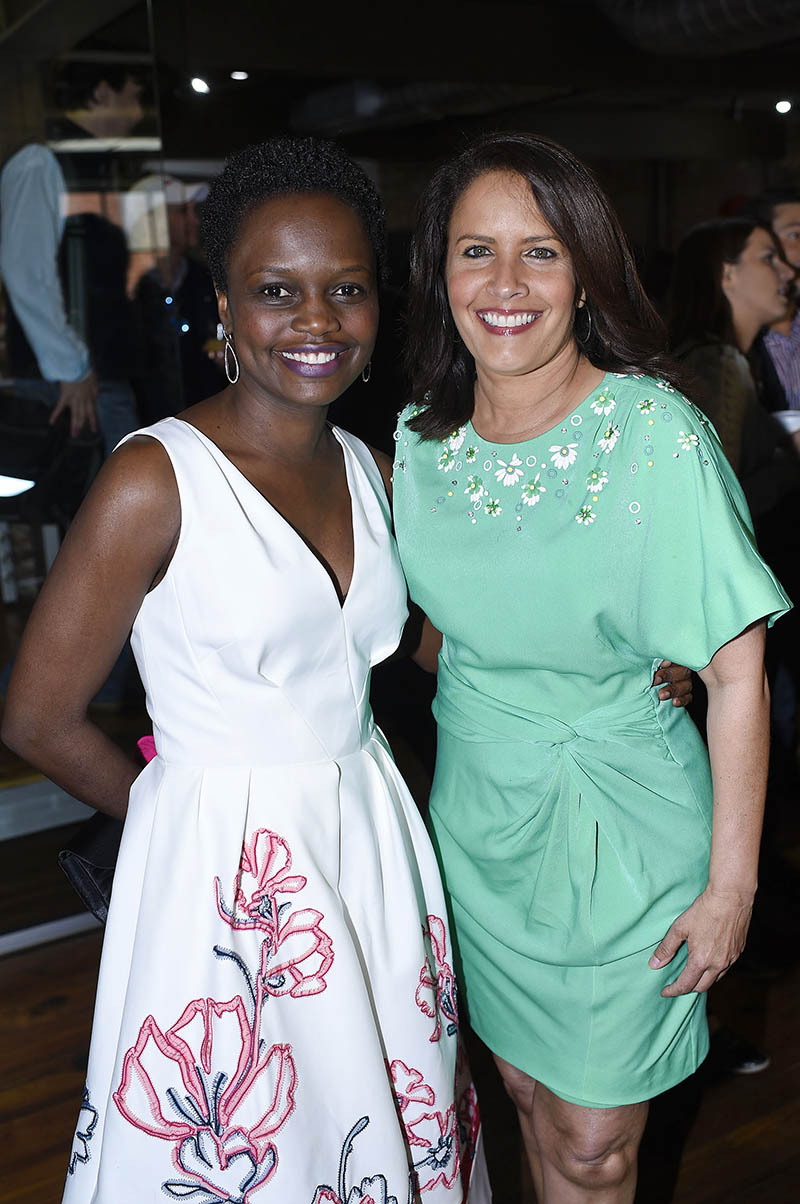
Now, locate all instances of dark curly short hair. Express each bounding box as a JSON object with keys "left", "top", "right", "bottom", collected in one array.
[{"left": 200, "top": 137, "right": 387, "bottom": 292}]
